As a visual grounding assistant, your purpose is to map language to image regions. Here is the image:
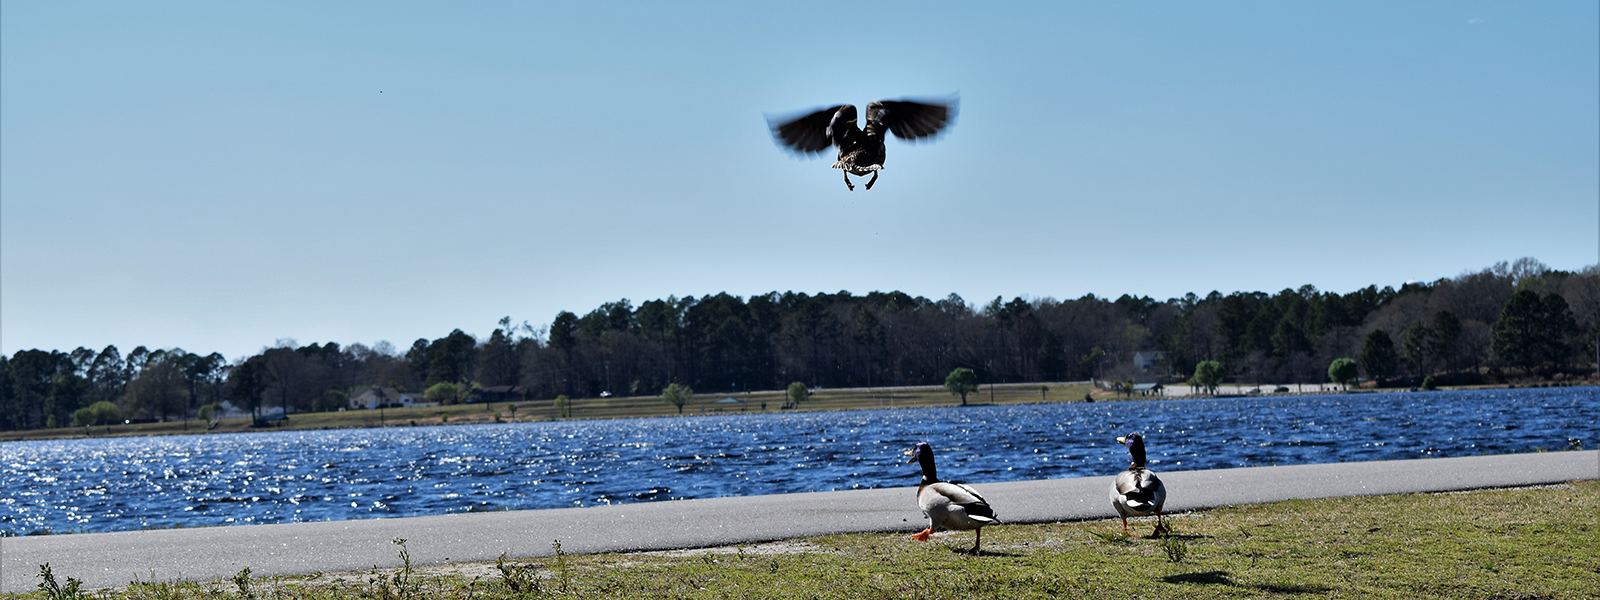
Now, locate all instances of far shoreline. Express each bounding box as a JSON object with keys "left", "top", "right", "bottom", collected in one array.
[{"left": 3, "top": 379, "right": 1594, "bottom": 444}]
